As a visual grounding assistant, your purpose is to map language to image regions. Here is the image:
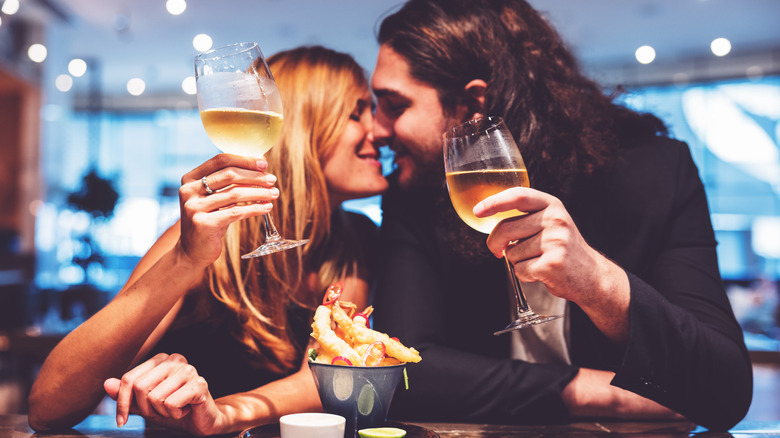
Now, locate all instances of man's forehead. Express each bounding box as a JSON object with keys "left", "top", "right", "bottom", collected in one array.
[{"left": 371, "top": 45, "right": 427, "bottom": 99}]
